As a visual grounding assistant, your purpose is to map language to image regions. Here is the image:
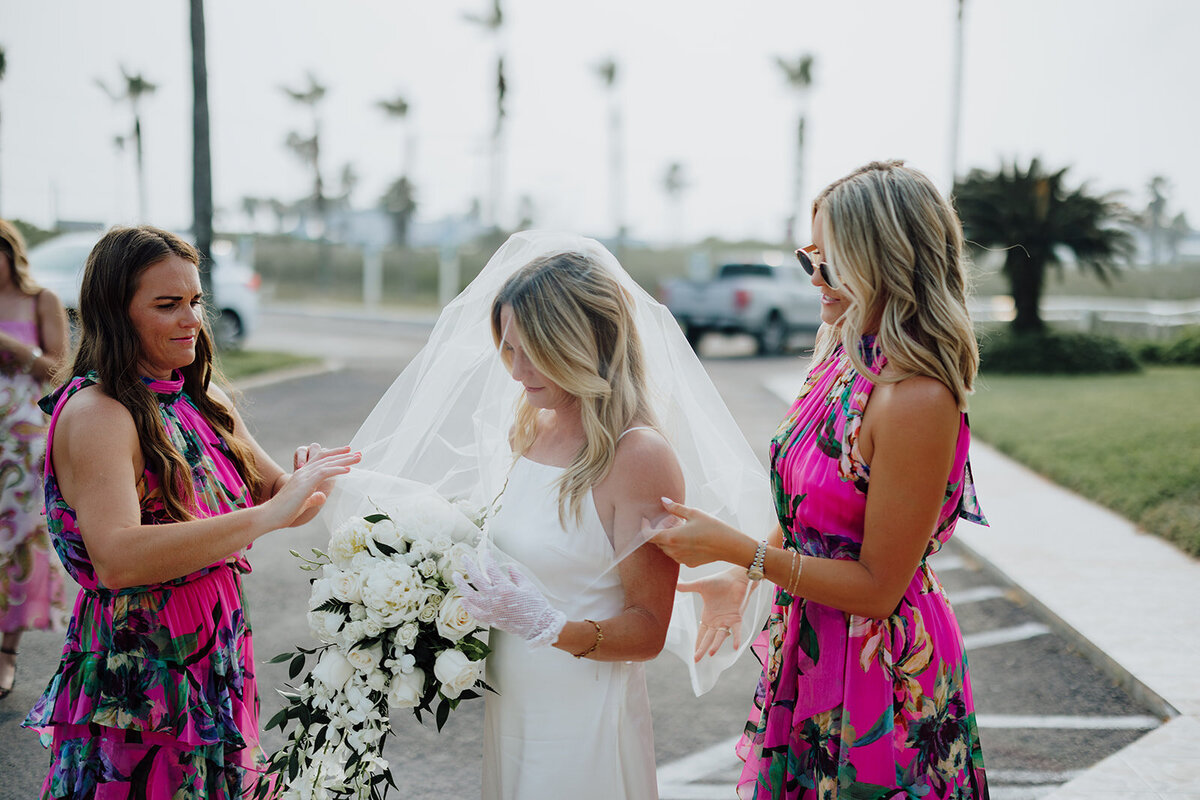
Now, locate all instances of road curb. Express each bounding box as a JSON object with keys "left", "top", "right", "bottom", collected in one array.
[{"left": 950, "top": 536, "right": 1179, "bottom": 722}]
